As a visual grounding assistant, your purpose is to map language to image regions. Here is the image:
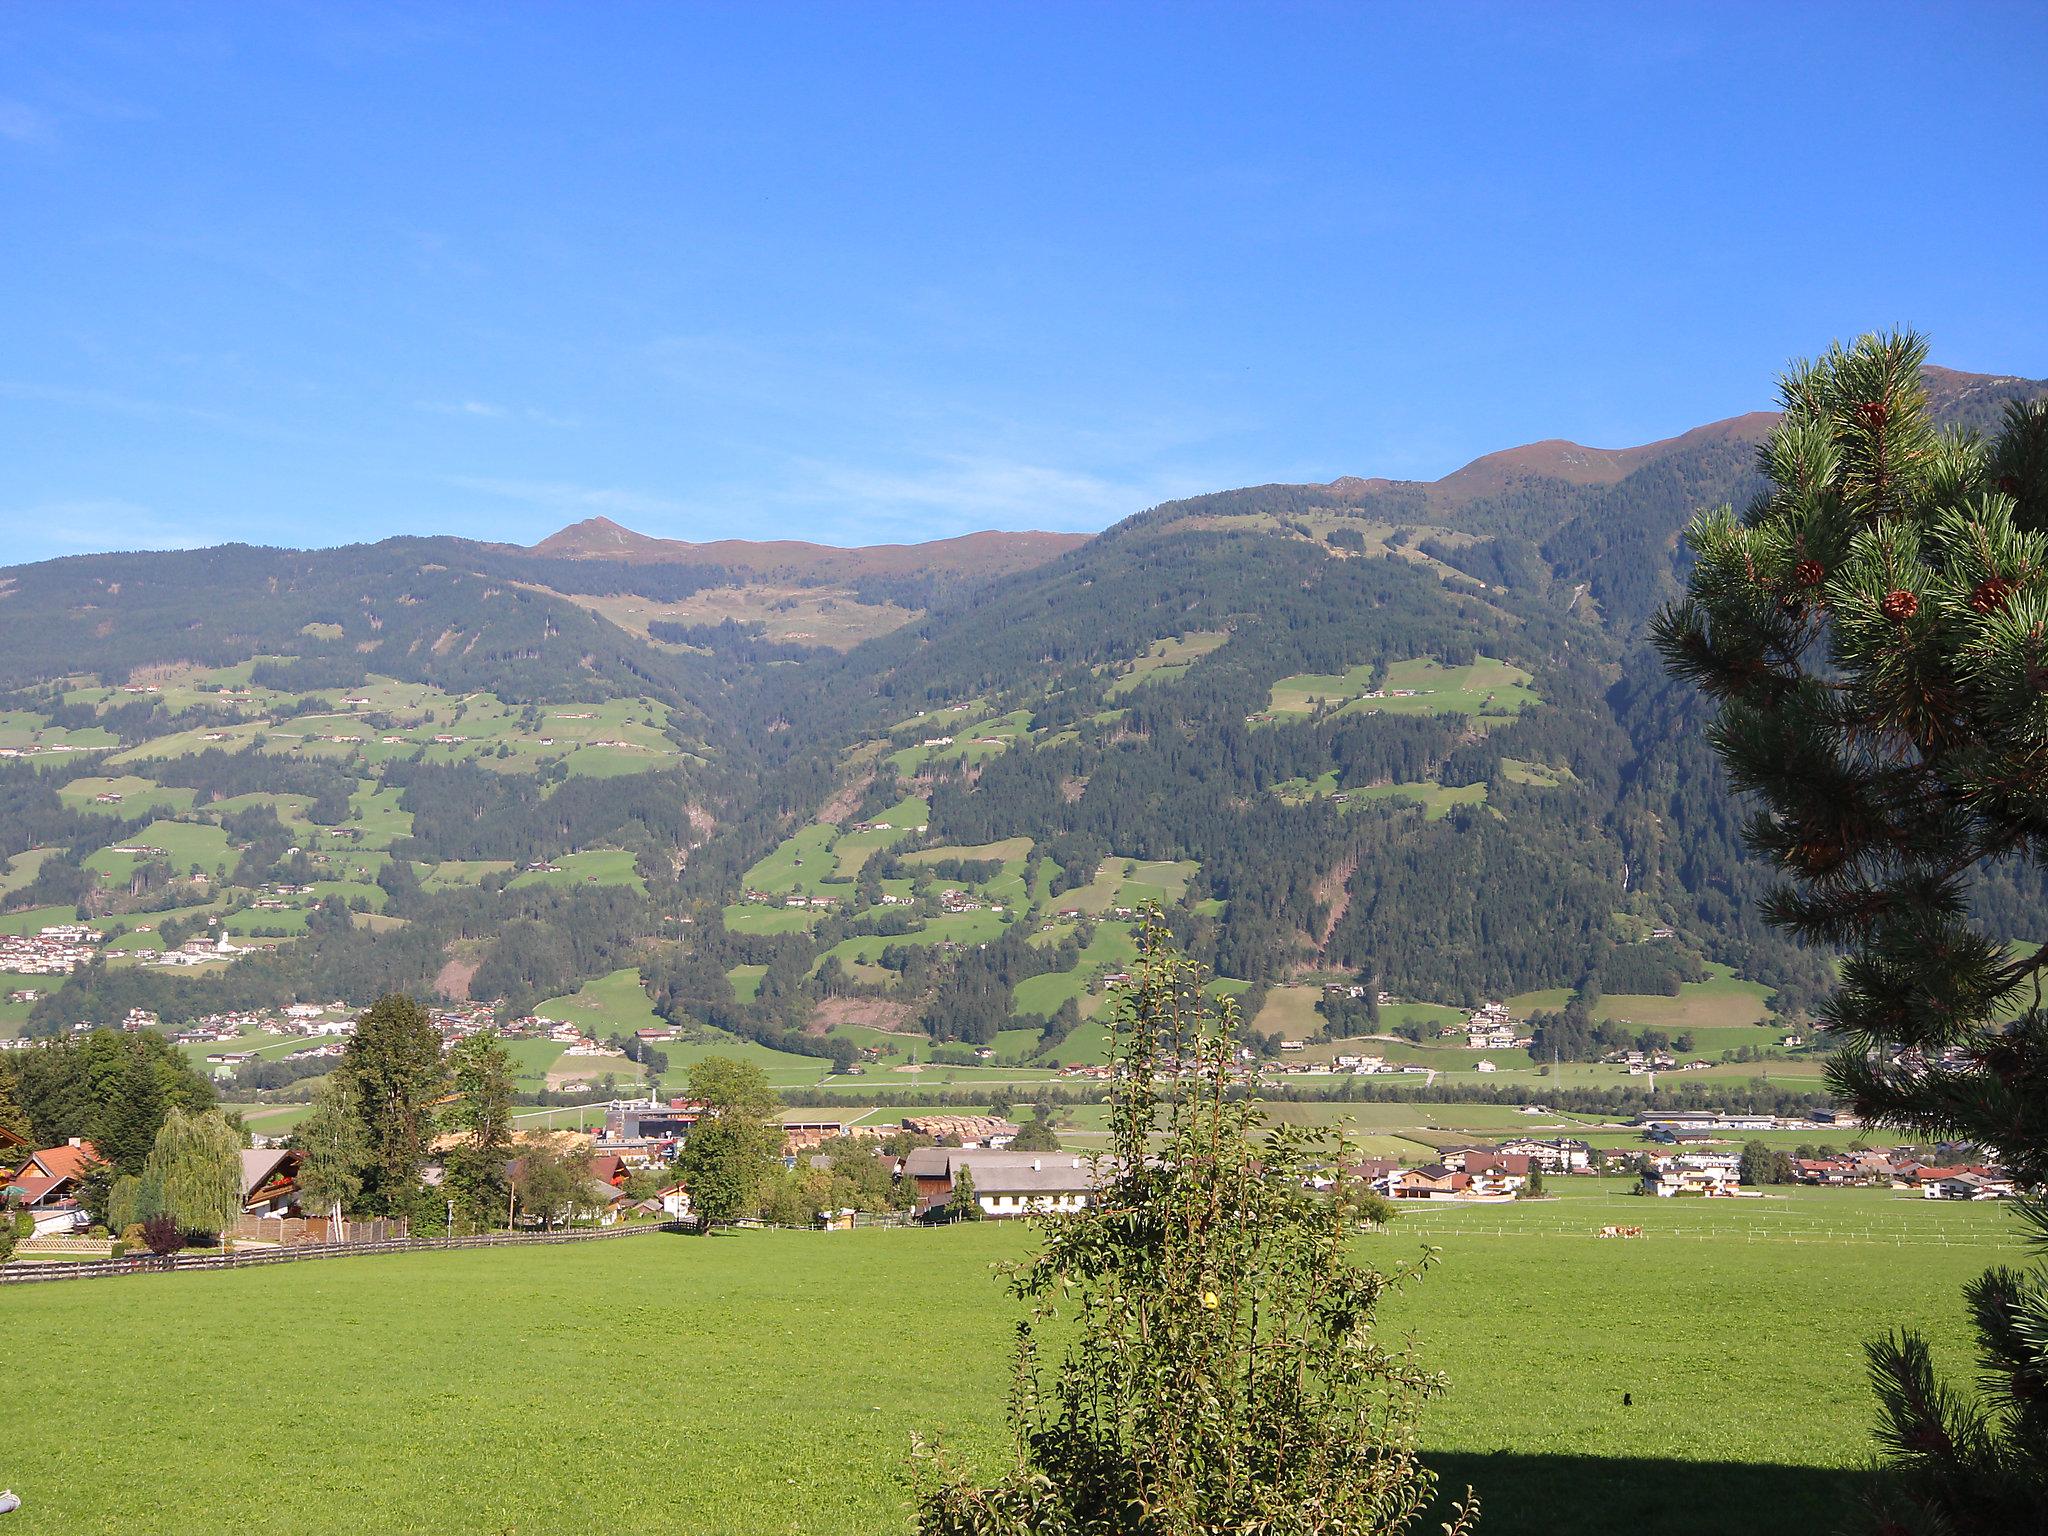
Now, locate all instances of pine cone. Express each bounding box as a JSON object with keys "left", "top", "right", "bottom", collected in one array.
[
  {"left": 1792, "top": 560, "right": 1825, "bottom": 588},
  {"left": 1969, "top": 577, "right": 2014, "bottom": 614},
  {"left": 1879, "top": 589, "right": 1919, "bottom": 621},
  {"left": 1998, "top": 474, "right": 2022, "bottom": 496},
  {"left": 1856, "top": 401, "right": 1889, "bottom": 428}
]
